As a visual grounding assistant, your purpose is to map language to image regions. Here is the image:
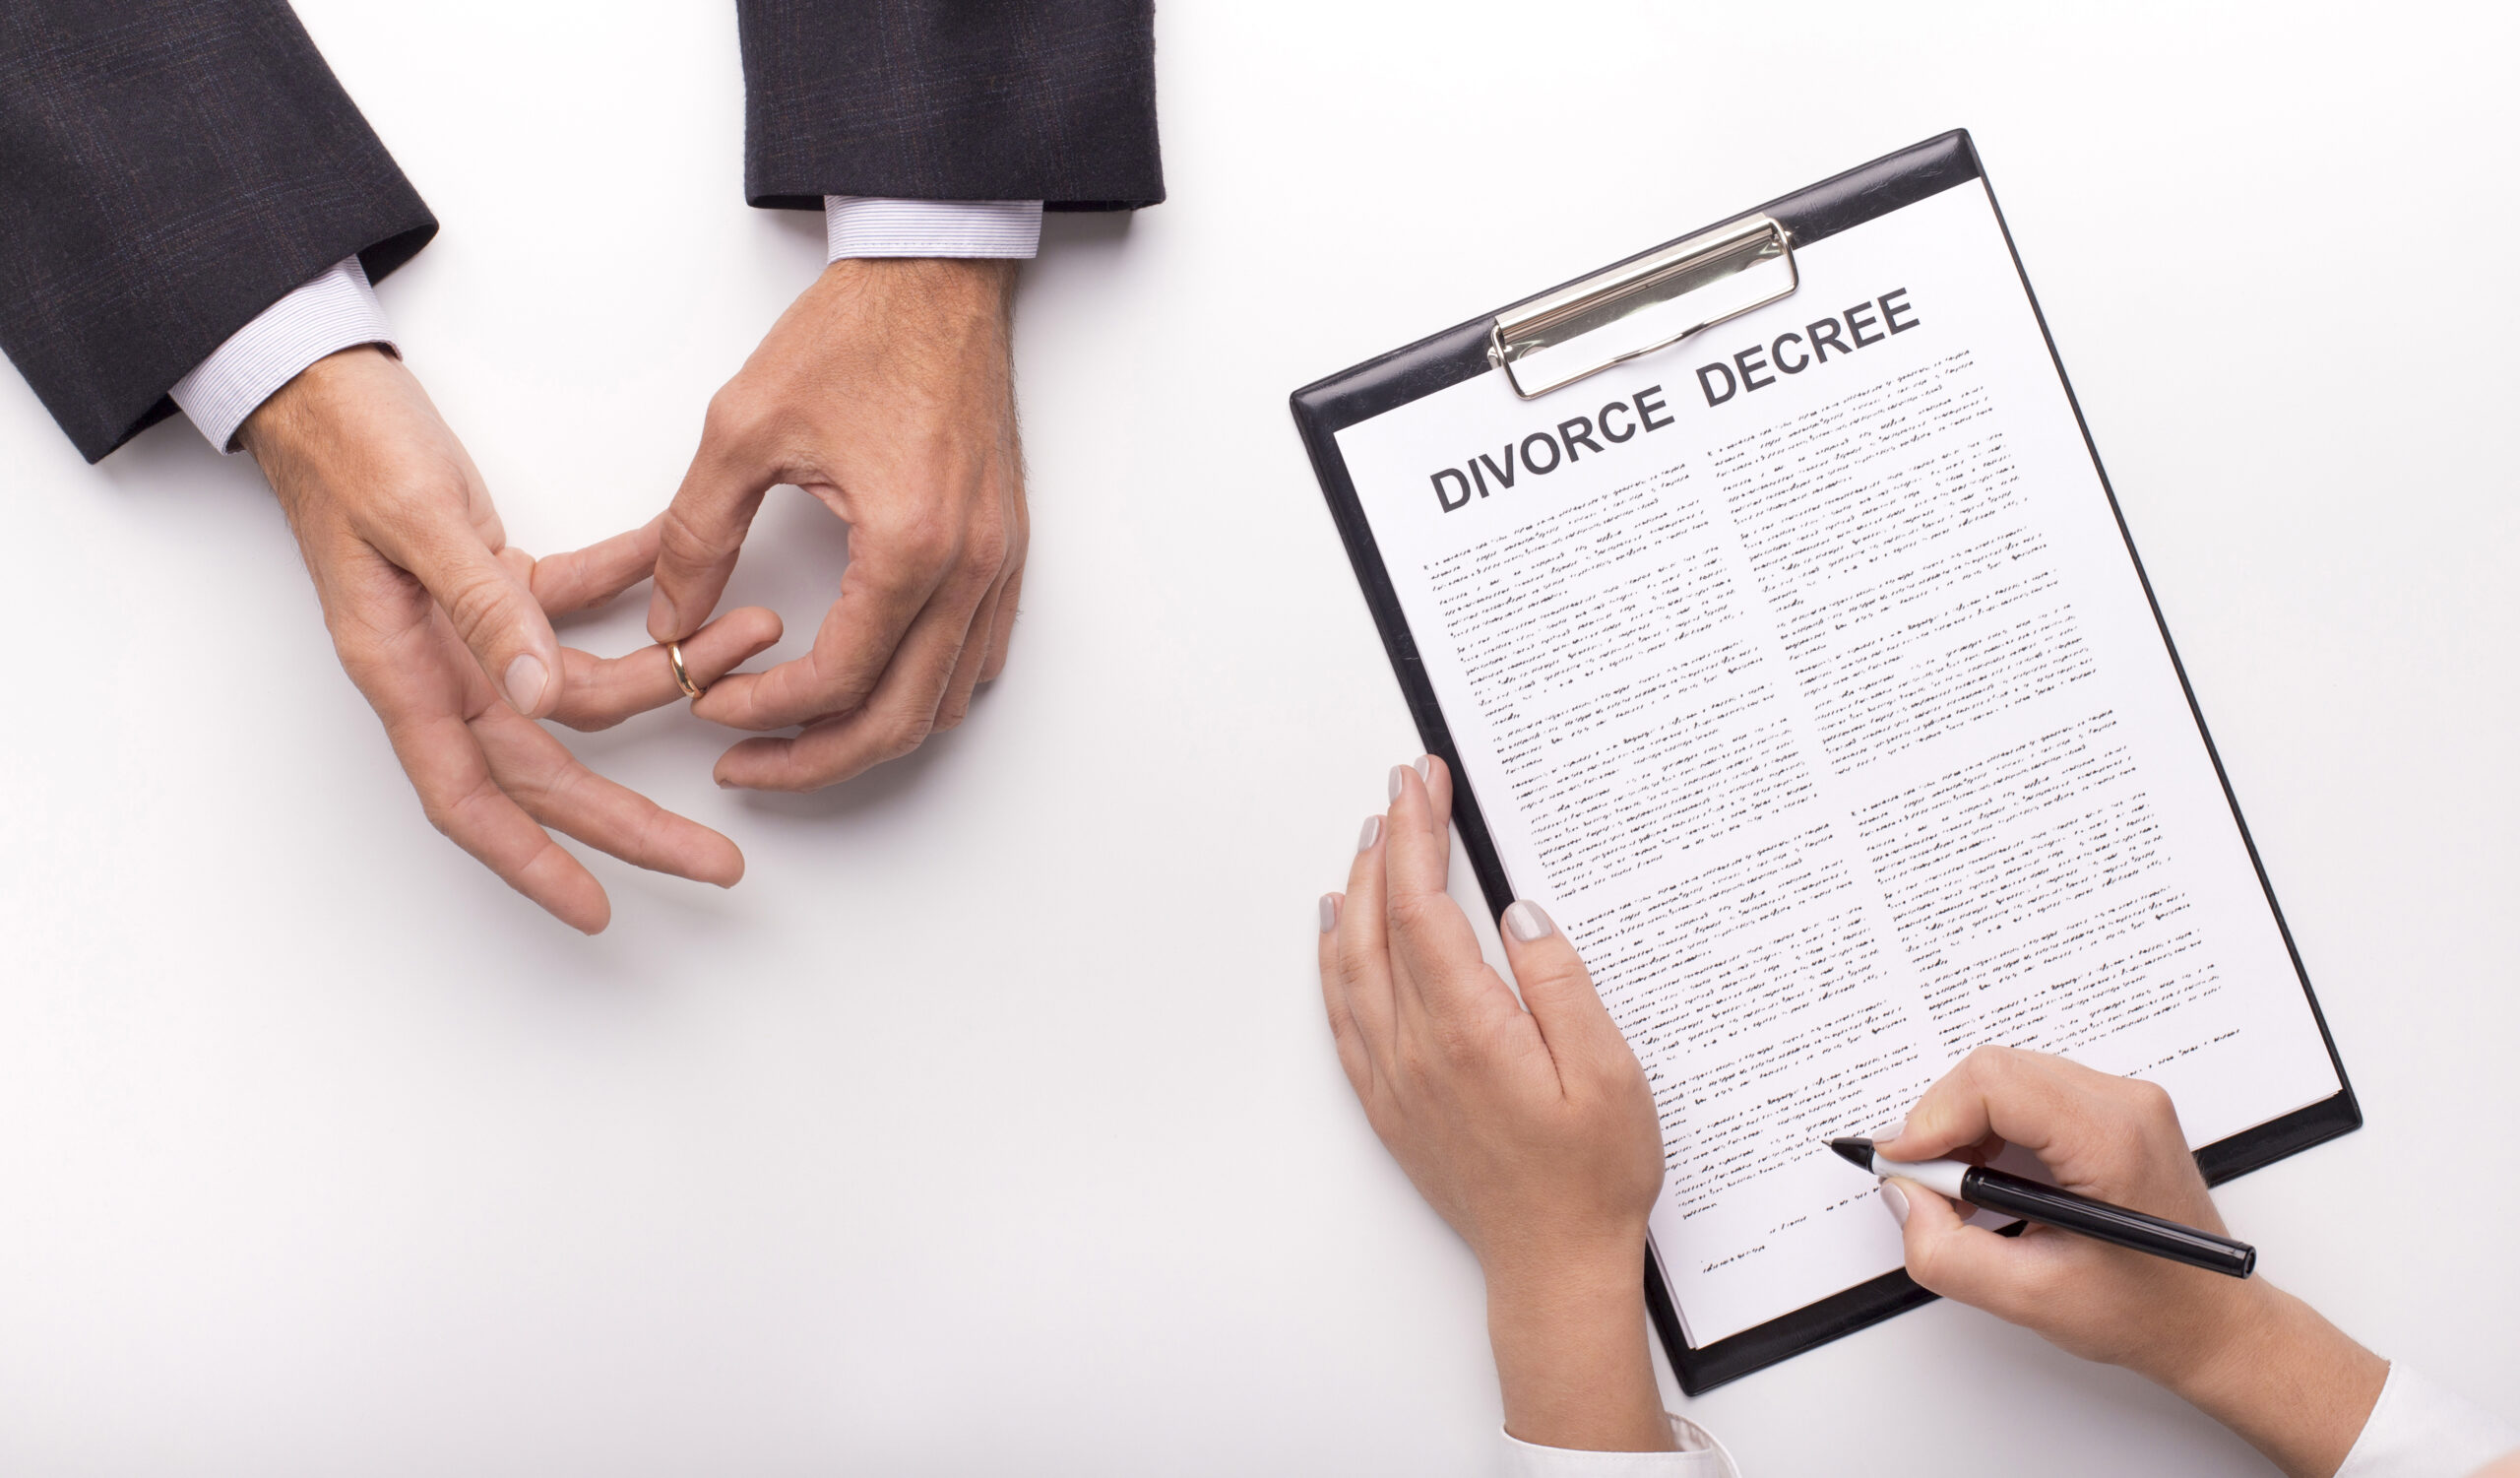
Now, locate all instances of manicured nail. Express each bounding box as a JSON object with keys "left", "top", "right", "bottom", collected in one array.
[
  {"left": 504, "top": 653, "right": 548, "bottom": 713},
  {"left": 1879, "top": 1180, "right": 1910, "bottom": 1227},
  {"left": 1872, "top": 1117, "right": 1907, "bottom": 1146},
  {"left": 1356, "top": 815, "right": 1382, "bottom": 852},
  {"left": 646, "top": 589, "right": 680, "bottom": 640},
  {"left": 1318, "top": 893, "right": 1341, "bottom": 932},
  {"left": 1414, "top": 755, "right": 1434, "bottom": 783},
  {"left": 1388, "top": 765, "right": 1410, "bottom": 802},
  {"left": 1503, "top": 900, "right": 1555, "bottom": 941}
]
